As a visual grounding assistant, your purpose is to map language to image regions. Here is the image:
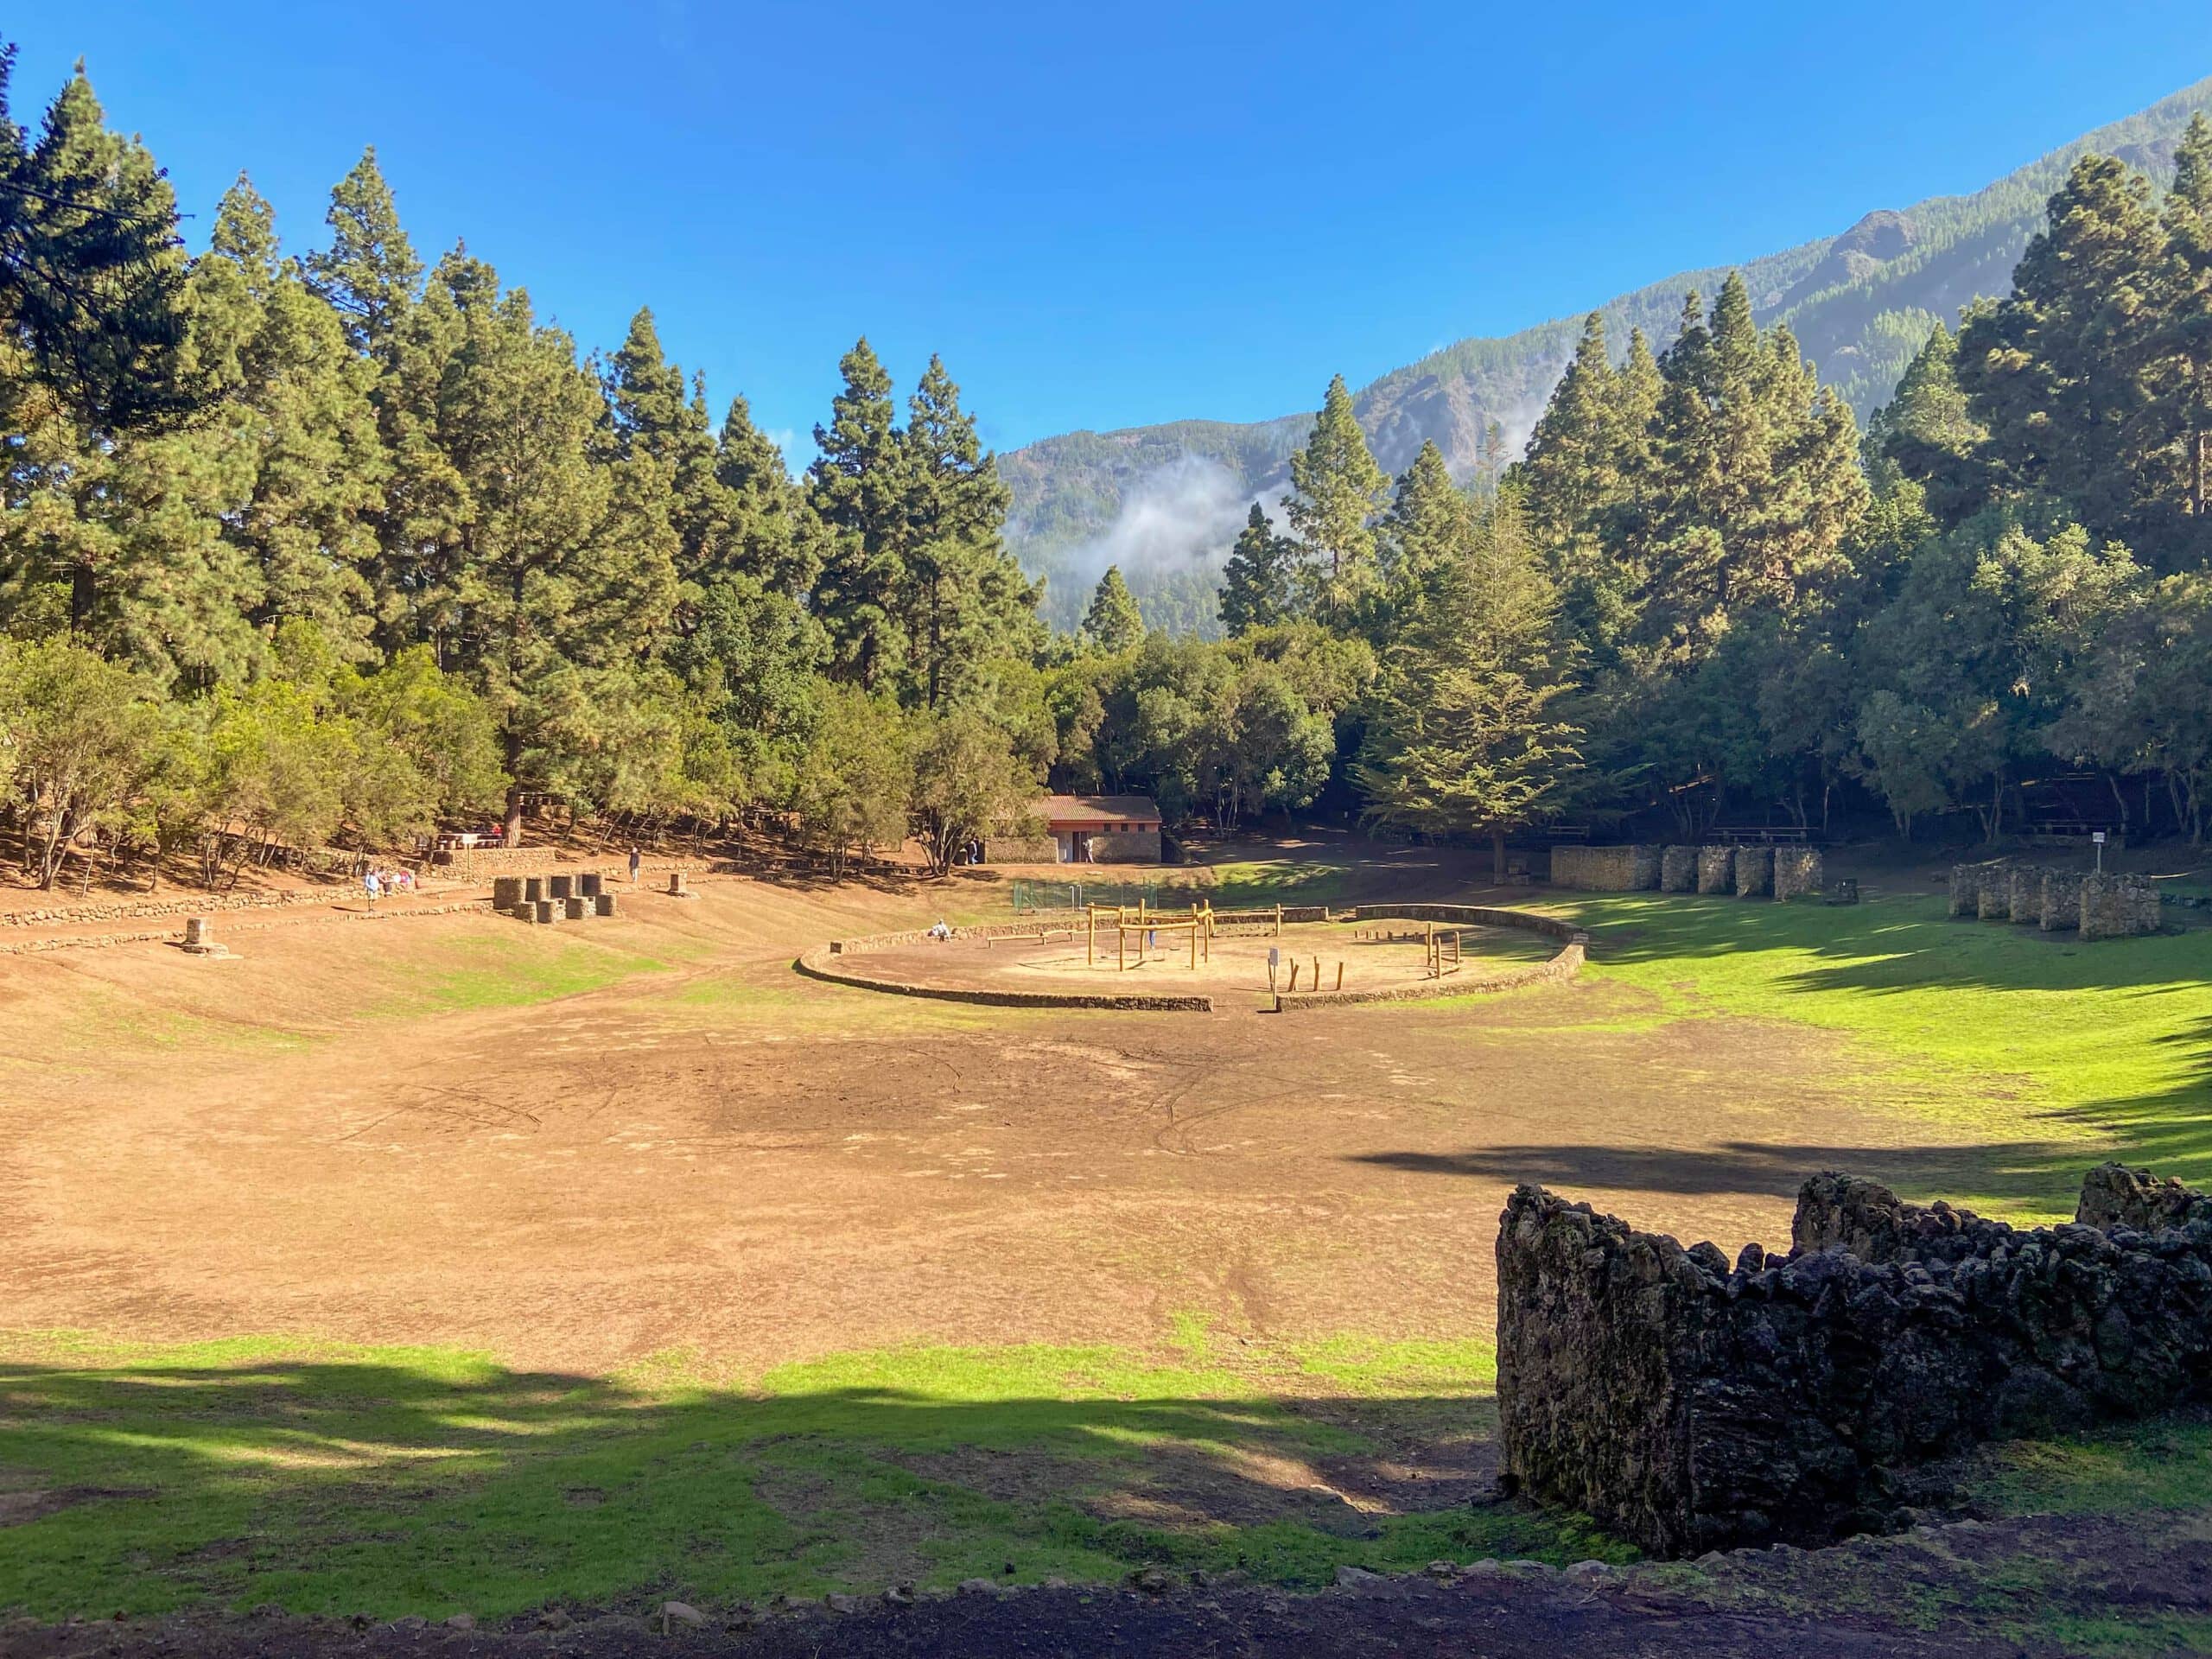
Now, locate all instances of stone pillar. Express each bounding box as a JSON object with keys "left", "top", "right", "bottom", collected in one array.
[
  {"left": 667, "top": 871, "right": 696, "bottom": 899},
  {"left": 1947, "top": 864, "right": 1979, "bottom": 918},
  {"left": 492, "top": 875, "right": 524, "bottom": 912},
  {"left": 1697, "top": 846, "right": 1735, "bottom": 895},
  {"left": 524, "top": 875, "right": 547, "bottom": 906},
  {"left": 531, "top": 899, "right": 557, "bottom": 925},
  {"left": 1975, "top": 864, "right": 2012, "bottom": 921},
  {"left": 2039, "top": 870, "right": 2083, "bottom": 933},
  {"left": 1630, "top": 845, "right": 1662, "bottom": 891},
  {"left": 2080, "top": 873, "right": 2158, "bottom": 940},
  {"left": 1772, "top": 848, "right": 1823, "bottom": 902},
  {"left": 1660, "top": 846, "right": 1698, "bottom": 893},
  {"left": 1733, "top": 846, "right": 1773, "bottom": 899},
  {"left": 563, "top": 895, "right": 588, "bottom": 920},
  {"left": 181, "top": 916, "right": 218, "bottom": 954},
  {"left": 578, "top": 871, "right": 604, "bottom": 899},
  {"left": 593, "top": 892, "right": 619, "bottom": 918},
  {"left": 548, "top": 873, "right": 575, "bottom": 901},
  {"left": 2005, "top": 864, "right": 2044, "bottom": 925}
]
